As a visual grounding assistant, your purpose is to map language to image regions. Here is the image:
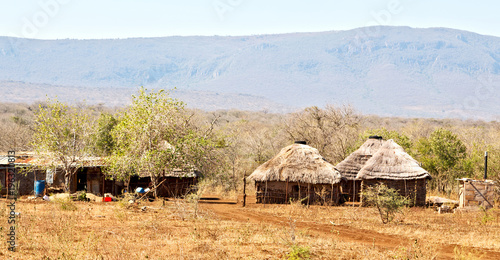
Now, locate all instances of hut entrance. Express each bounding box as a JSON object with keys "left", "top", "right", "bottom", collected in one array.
[{"left": 76, "top": 169, "right": 87, "bottom": 191}]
